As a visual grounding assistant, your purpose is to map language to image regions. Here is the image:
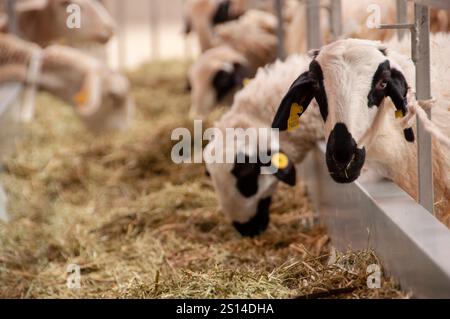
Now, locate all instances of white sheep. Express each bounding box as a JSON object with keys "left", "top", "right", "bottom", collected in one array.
[
  {"left": 184, "top": 0, "right": 245, "bottom": 48},
  {"left": 286, "top": 0, "right": 450, "bottom": 56},
  {"left": 204, "top": 54, "right": 324, "bottom": 236},
  {"left": 188, "top": 9, "right": 281, "bottom": 119},
  {"left": 272, "top": 34, "right": 450, "bottom": 225},
  {"left": 184, "top": 0, "right": 288, "bottom": 52},
  {"left": 188, "top": 45, "right": 249, "bottom": 119},
  {"left": 189, "top": 0, "right": 400, "bottom": 120},
  {"left": 0, "top": 0, "right": 115, "bottom": 47},
  {"left": 0, "top": 33, "right": 133, "bottom": 133}
]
